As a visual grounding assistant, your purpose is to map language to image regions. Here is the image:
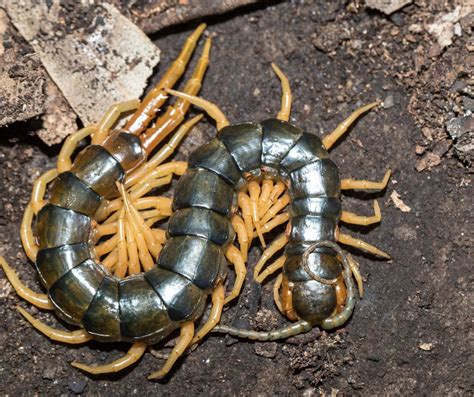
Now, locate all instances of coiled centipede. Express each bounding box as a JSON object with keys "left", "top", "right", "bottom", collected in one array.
[{"left": 0, "top": 24, "right": 391, "bottom": 379}]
